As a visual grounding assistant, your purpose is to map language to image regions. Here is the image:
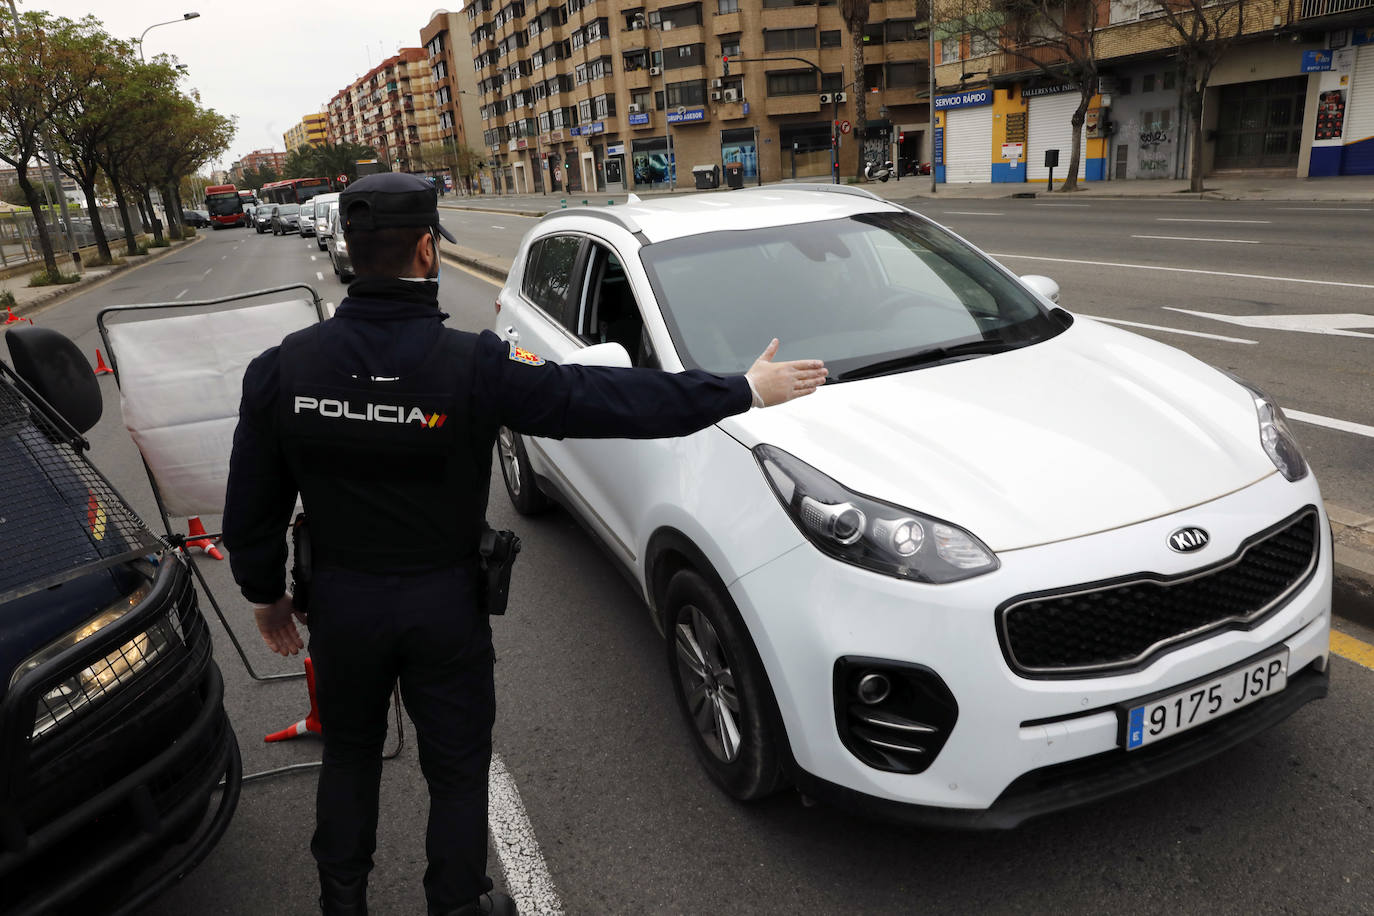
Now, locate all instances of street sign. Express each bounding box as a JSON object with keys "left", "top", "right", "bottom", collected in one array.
[
  {"left": 336, "top": 173, "right": 348, "bottom": 184},
  {"left": 840, "top": 120, "right": 851, "bottom": 134}
]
